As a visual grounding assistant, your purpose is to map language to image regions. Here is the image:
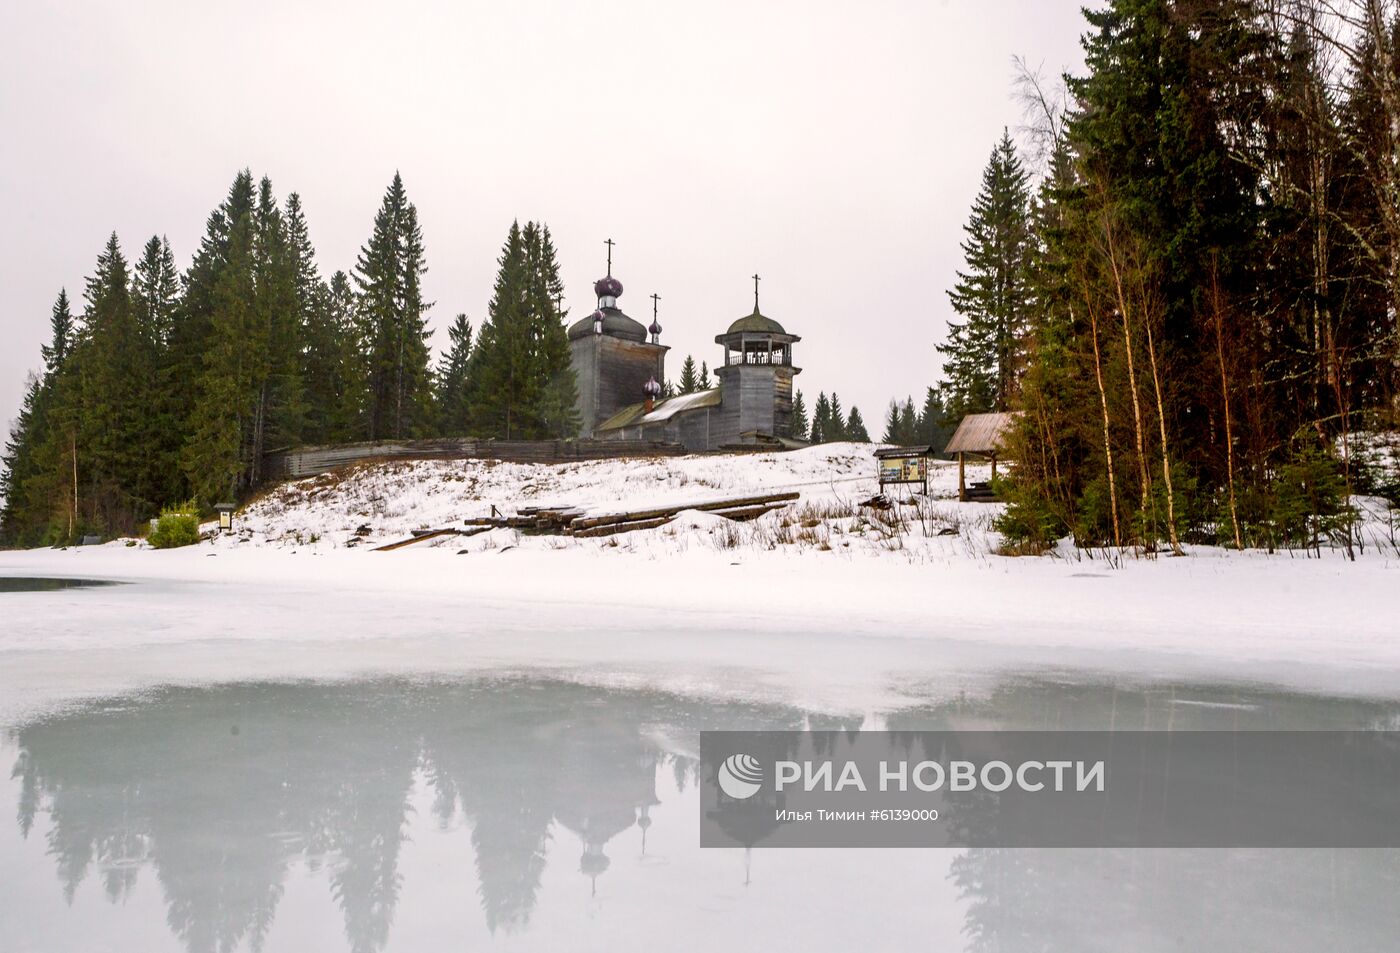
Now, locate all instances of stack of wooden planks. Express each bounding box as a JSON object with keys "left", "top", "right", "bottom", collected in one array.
[
  {"left": 371, "top": 491, "right": 800, "bottom": 550},
  {"left": 563, "top": 492, "right": 799, "bottom": 538}
]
